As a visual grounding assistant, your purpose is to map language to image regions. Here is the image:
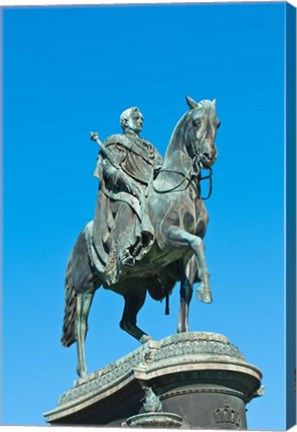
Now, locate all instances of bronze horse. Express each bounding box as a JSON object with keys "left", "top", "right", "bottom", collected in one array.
[{"left": 61, "top": 97, "right": 220, "bottom": 377}]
